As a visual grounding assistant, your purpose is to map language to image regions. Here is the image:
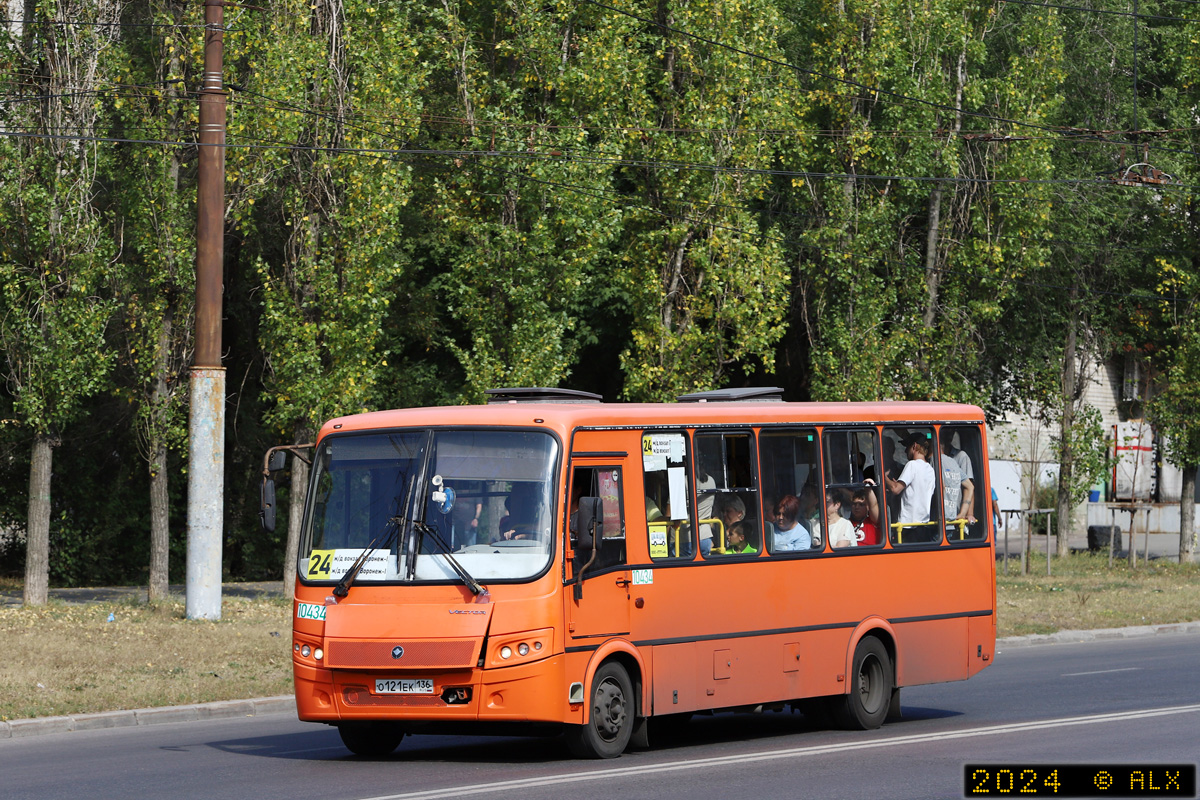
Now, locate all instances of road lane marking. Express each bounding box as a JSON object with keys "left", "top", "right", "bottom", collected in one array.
[
  {"left": 1062, "top": 667, "right": 1141, "bottom": 677},
  {"left": 355, "top": 703, "right": 1200, "bottom": 800}
]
